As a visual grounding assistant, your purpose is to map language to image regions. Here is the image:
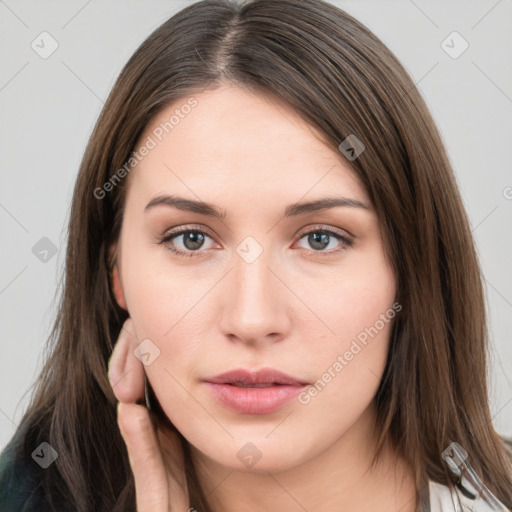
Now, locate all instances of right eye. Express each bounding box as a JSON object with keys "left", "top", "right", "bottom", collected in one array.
[{"left": 158, "top": 227, "right": 217, "bottom": 257}]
